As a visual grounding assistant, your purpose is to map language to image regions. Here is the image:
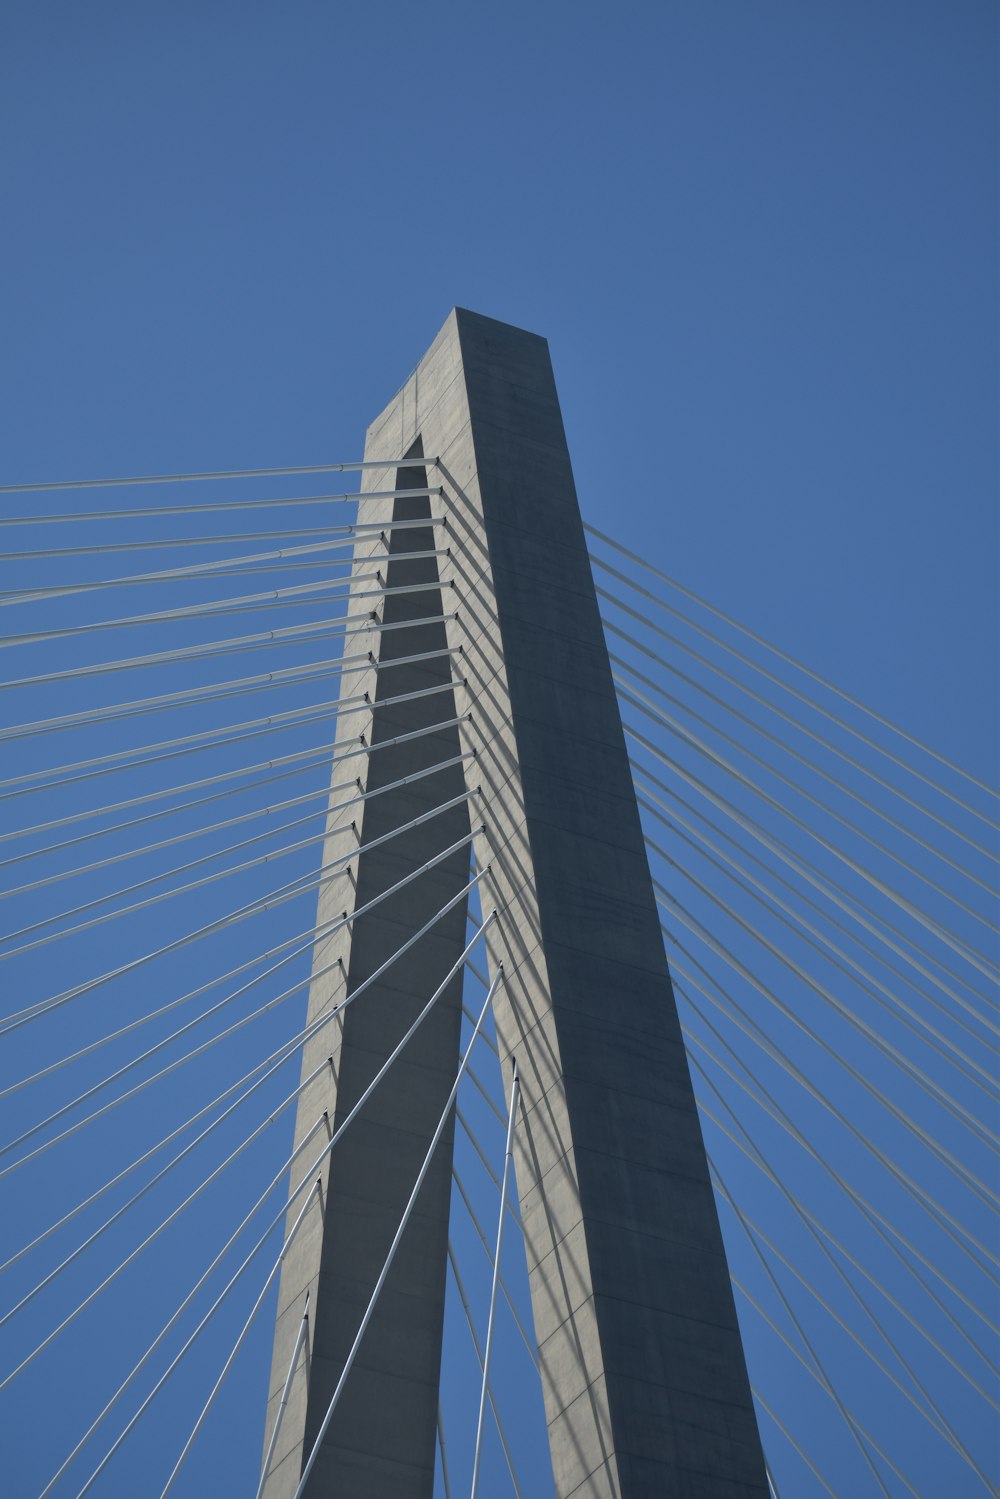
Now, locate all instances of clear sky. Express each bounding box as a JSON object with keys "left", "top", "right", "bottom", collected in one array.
[
  {"left": 0, "top": 3, "right": 996, "bottom": 1496},
  {"left": 2, "top": 0, "right": 996, "bottom": 787}
]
